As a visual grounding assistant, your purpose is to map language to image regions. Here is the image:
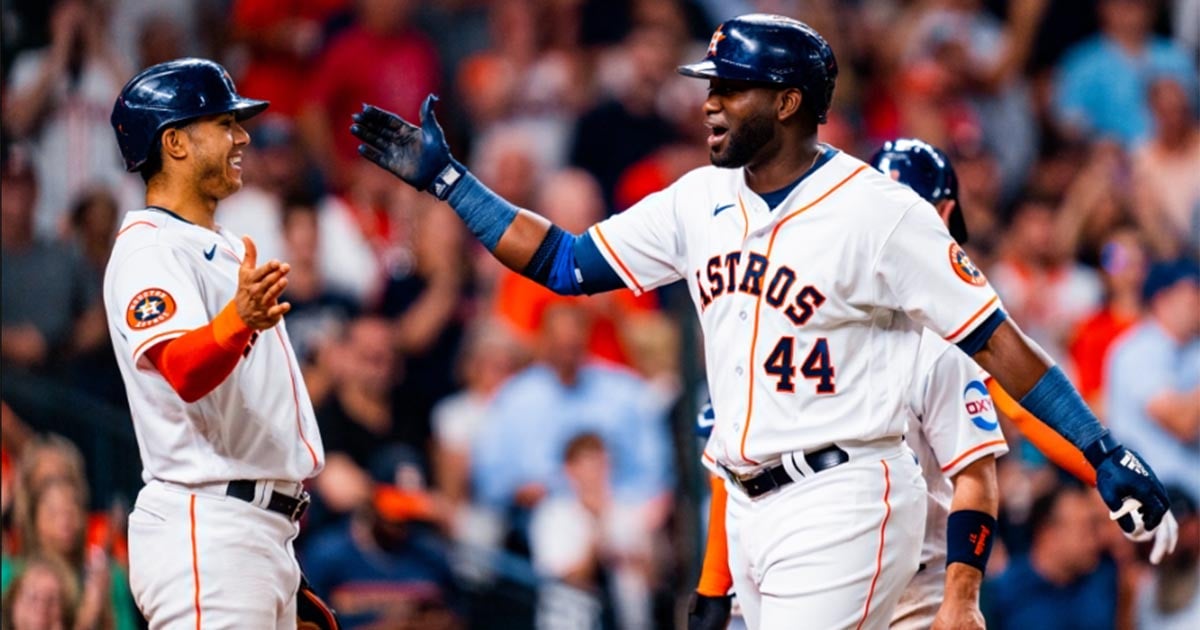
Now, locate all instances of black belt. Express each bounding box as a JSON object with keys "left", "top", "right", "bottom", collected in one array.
[
  {"left": 722, "top": 444, "right": 850, "bottom": 499},
  {"left": 226, "top": 480, "right": 311, "bottom": 521}
]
